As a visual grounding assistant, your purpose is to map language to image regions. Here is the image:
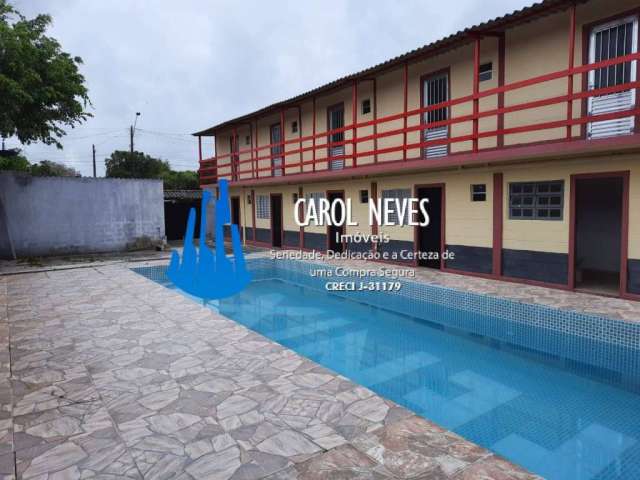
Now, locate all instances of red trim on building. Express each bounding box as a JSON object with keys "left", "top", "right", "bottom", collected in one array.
[
  {"left": 298, "top": 186, "right": 304, "bottom": 248},
  {"left": 227, "top": 133, "right": 640, "bottom": 188},
  {"left": 472, "top": 36, "right": 481, "bottom": 153},
  {"left": 200, "top": 51, "right": 640, "bottom": 185},
  {"left": 279, "top": 111, "right": 286, "bottom": 175},
  {"left": 312, "top": 97, "right": 317, "bottom": 172},
  {"left": 497, "top": 34, "right": 505, "bottom": 148},
  {"left": 352, "top": 81, "right": 358, "bottom": 167},
  {"left": 566, "top": 4, "right": 576, "bottom": 139},
  {"left": 251, "top": 189, "right": 256, "bottom": 242},
  {"left": 492, "top": 172, "right": 503, "bottom": 277},
  {"left": 403, "top": 62, "right": 409, "bottom": 161}
]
